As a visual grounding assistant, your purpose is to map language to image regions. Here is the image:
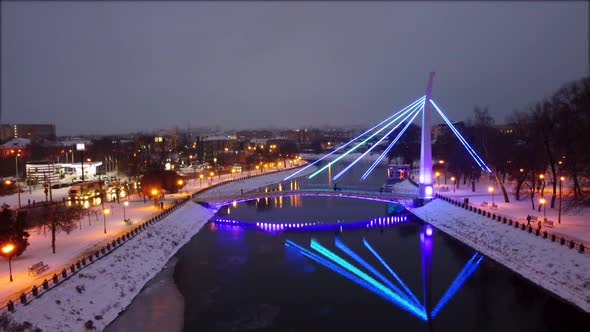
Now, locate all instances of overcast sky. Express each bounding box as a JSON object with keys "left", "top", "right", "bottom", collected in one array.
[{"left": 1, "top": 1, "right": 588, "bottom": 136}]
